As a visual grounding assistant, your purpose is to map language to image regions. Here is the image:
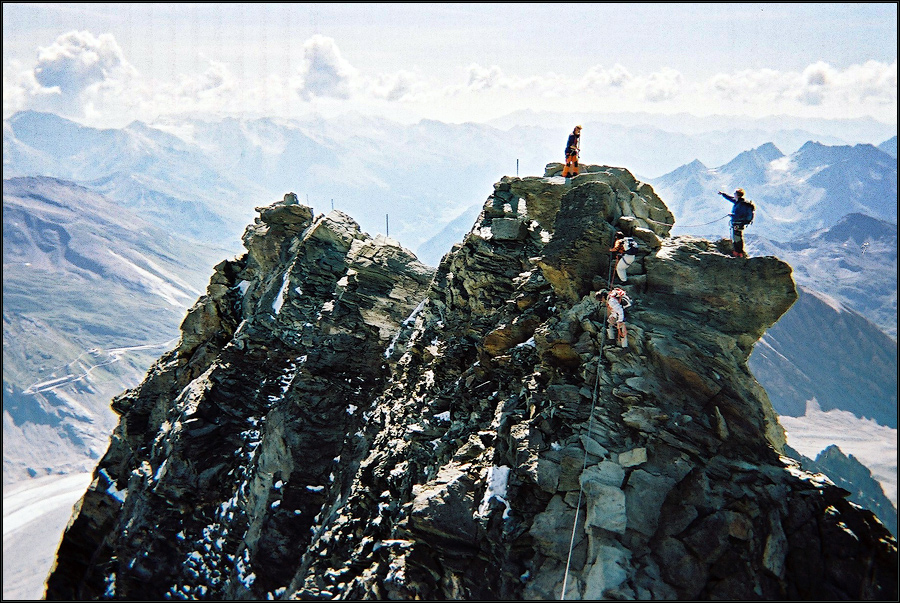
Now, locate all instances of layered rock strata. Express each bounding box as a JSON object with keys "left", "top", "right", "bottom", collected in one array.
[{"left": 46, "top": 170, "right": 897, "bottom": 600}]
